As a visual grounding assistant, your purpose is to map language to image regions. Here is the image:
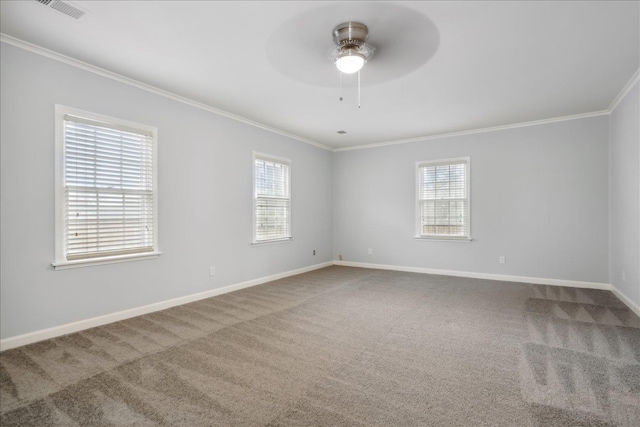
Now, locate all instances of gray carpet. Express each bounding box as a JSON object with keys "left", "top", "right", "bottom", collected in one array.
[{"left": 1, "top": 266, "right": 639, "bottom": 426}]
